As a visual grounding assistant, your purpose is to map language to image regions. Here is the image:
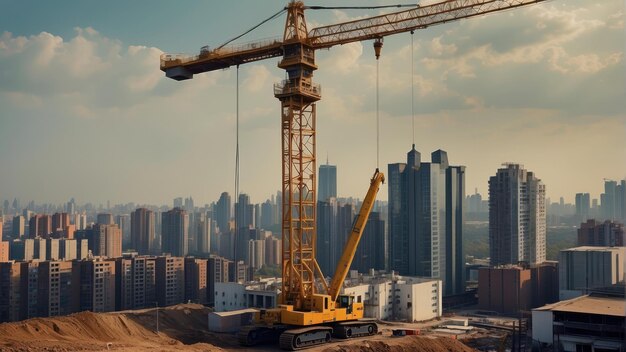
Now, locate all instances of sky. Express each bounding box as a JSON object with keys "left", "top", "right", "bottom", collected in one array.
[{"left": 0, "top": 0, "right": 624, "bottom": 206}]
